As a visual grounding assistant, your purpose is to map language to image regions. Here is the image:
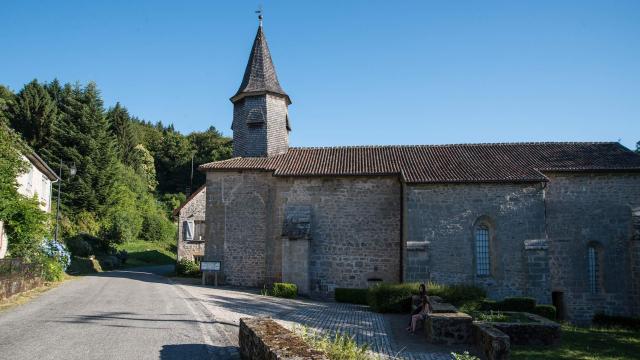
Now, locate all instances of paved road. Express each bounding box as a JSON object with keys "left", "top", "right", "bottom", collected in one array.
[{"left": 0, "top": 266, "right": 238, "bottom": 360}]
